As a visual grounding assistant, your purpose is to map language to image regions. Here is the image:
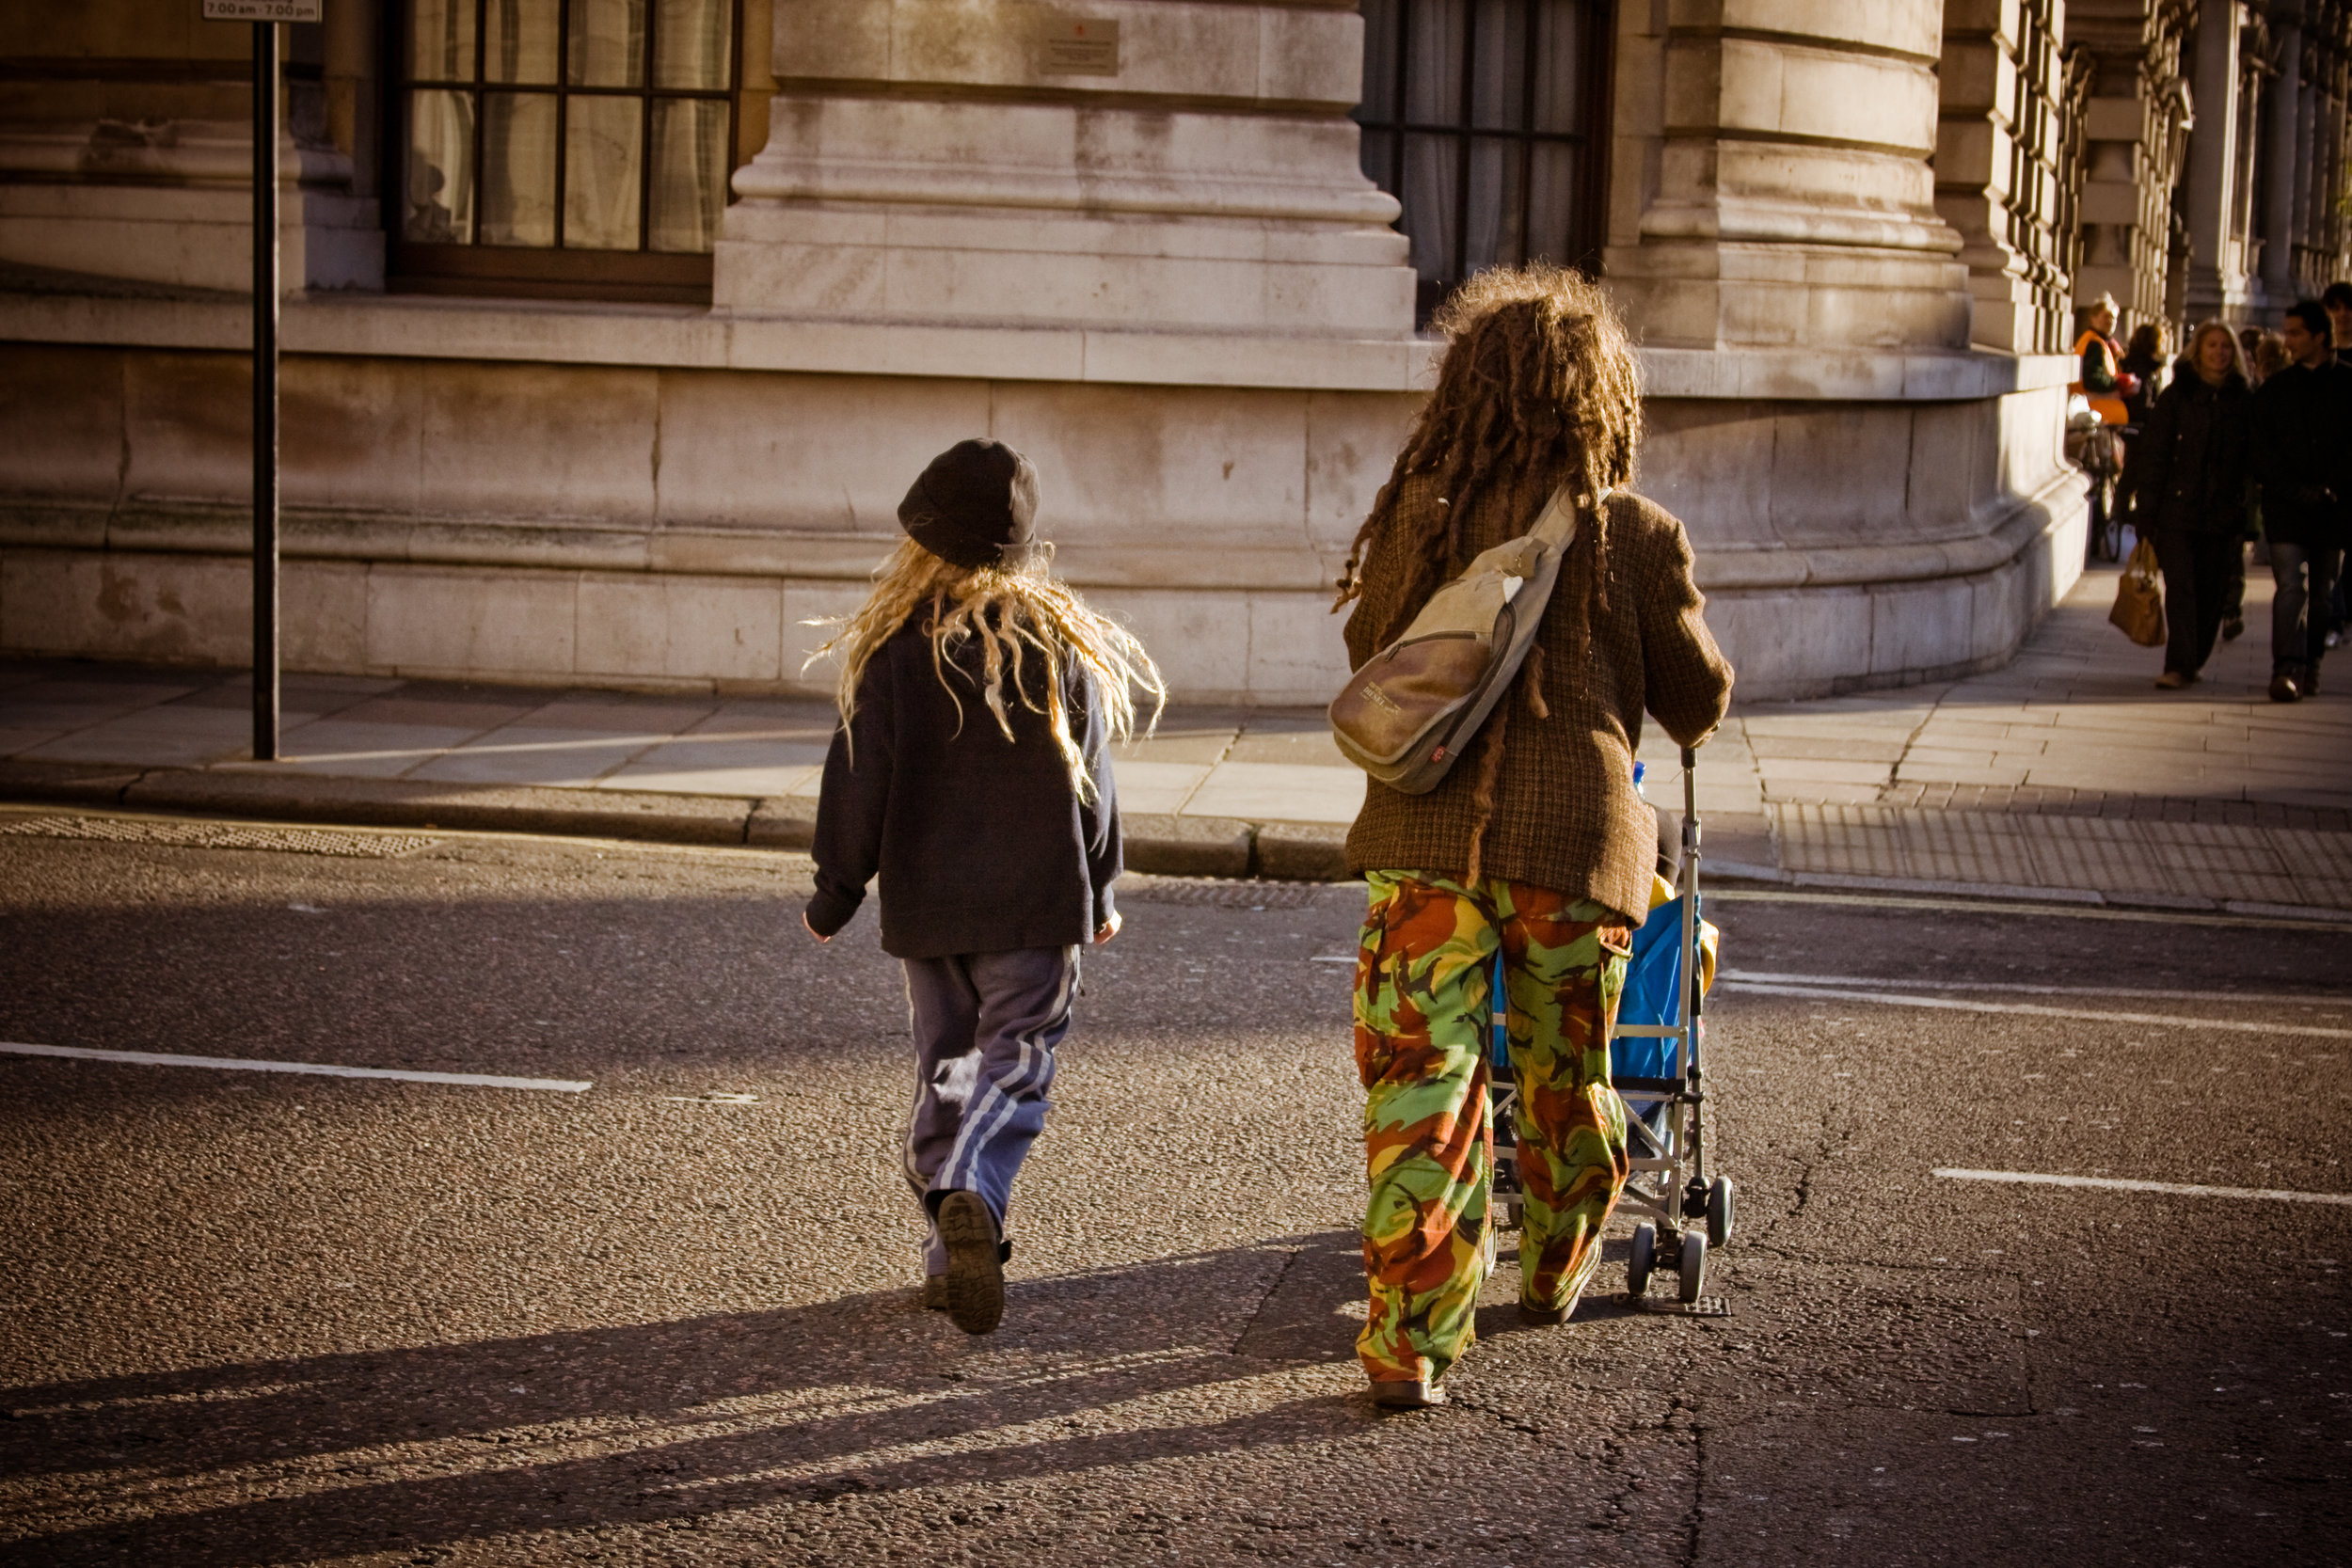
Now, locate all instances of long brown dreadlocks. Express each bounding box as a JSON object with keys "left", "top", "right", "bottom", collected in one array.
[
  {"left": 1332, "top": 263, "right": 1643, "bottom": 639},
  {"left": 1331, "top": 264, "right": 1645, "bottom": 882}
]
